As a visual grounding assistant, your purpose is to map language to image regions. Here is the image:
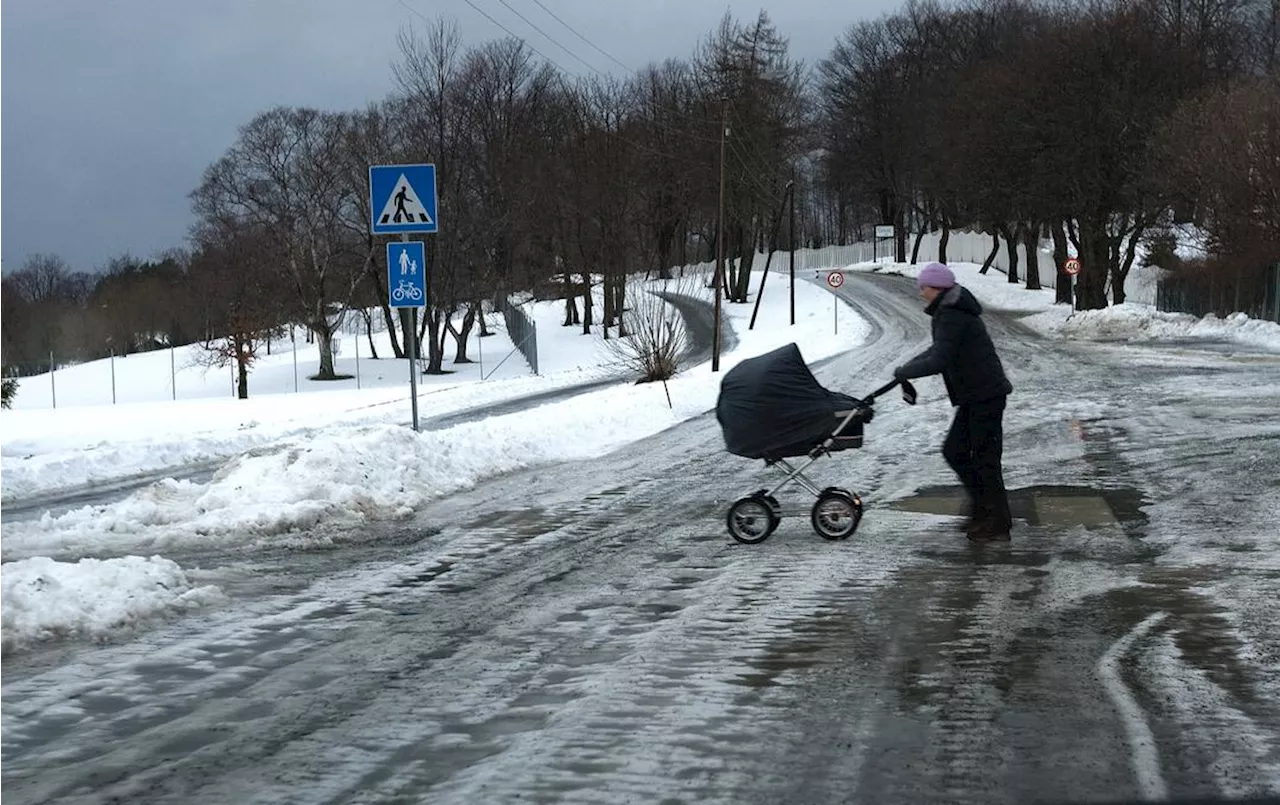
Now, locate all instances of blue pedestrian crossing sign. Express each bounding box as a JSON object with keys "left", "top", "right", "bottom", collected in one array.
[
  {"left": 369, "top": 163, "right": 438, "bottom": 235},
  {"left": 387, "top": 241, "right": 427, "bottom": 309}
]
